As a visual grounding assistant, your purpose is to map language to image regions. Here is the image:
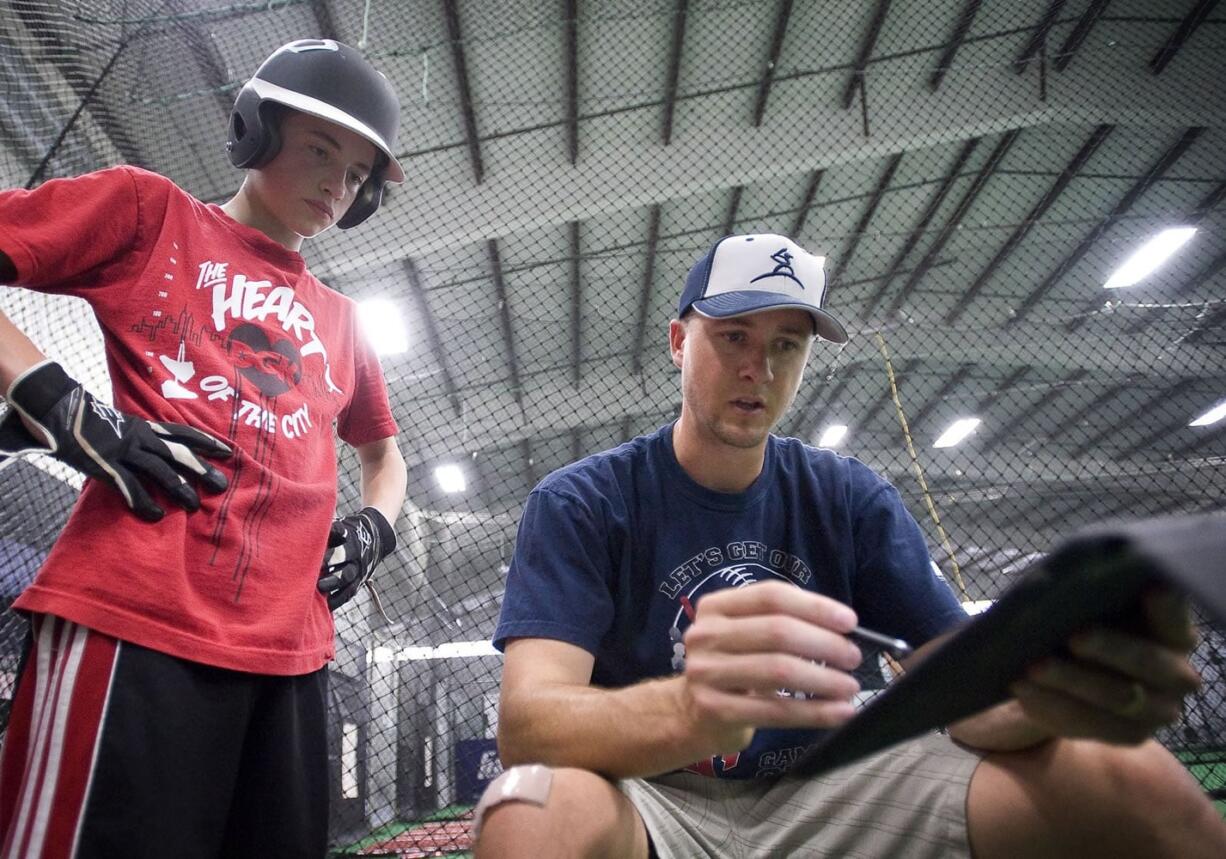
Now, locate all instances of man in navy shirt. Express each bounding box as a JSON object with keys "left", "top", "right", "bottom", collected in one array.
[{"left": 475, "top": 234, "right": 1224, "bottom": 857}]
